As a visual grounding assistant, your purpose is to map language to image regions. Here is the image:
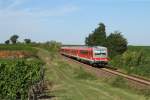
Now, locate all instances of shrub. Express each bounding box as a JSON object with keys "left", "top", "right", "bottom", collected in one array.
[
  {"left": 122, "top": 50, "right": 145, "bottom": 66},
  {"left": 110, "top": 50, "right": 150, "bottom": 78}
]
